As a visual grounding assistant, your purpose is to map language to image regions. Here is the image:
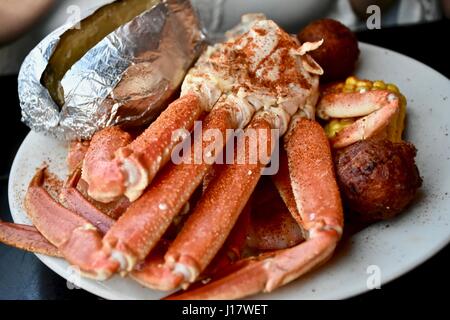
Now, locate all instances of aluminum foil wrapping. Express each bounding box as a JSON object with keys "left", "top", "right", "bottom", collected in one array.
[{"left": 18, "top": 0, "right": 205, "bottom": 140}]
